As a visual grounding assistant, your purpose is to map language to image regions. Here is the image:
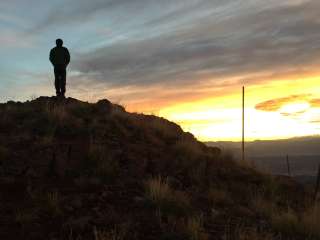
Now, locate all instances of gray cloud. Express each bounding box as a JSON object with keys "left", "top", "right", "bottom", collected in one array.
[
  {"left": 28, "top": 0, "right": 320, "bottom": 104},
  {"left": 32, "top": 0, "right": 186, "bottom": 33},
  {"left": 74, "top": 1, "right": 319, "bottom": 78}
]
